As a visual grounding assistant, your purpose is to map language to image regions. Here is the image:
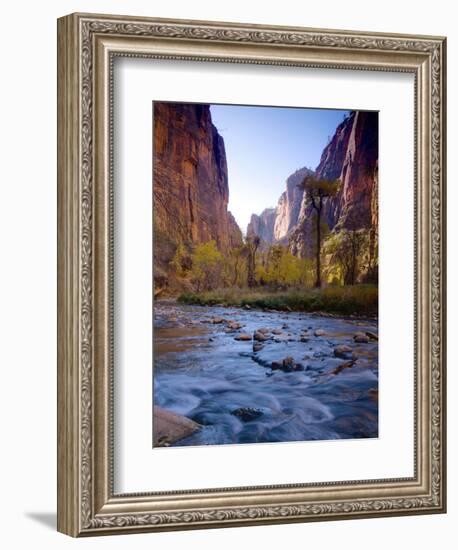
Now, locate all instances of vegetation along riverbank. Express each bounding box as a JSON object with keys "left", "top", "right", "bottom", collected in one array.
[{"left": 178, "top": 285, "right": 378, "bottom": 317}]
